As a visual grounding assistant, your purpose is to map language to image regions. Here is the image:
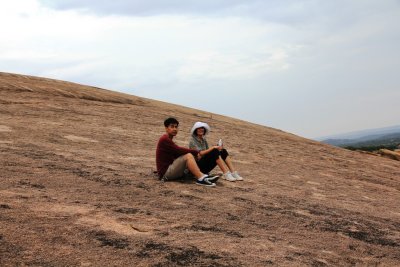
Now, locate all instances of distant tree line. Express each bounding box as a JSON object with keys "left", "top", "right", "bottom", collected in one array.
[
  {"left": 343, "top": 144, "right": 399, "bottom": 152},
  {"left": 339, "top": 133, "right": 400, "bottom": 152}
]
